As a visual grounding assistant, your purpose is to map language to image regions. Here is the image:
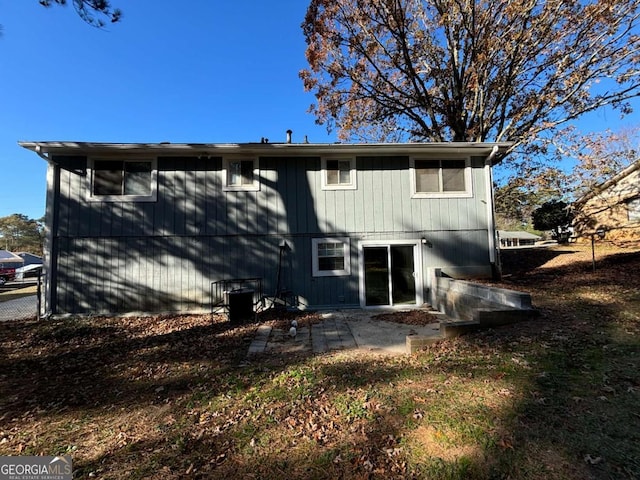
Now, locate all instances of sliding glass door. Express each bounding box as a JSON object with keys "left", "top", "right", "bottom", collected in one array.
[{"left": 363, "top": 244, "right": 417, "bottom": 306}]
